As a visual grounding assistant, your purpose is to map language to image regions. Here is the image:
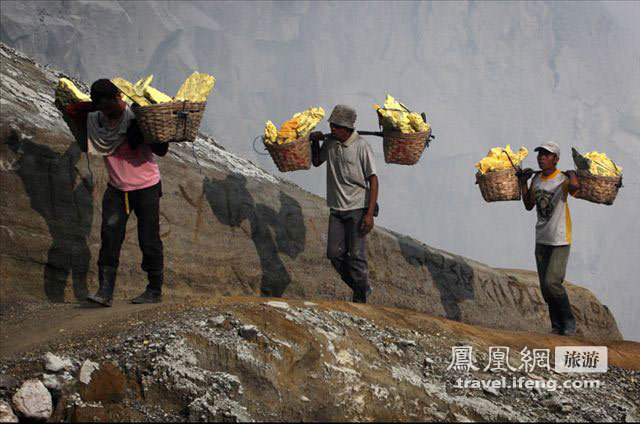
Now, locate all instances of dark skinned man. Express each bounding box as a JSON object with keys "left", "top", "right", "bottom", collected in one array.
[
  {"left": 518, "top": 141, "right": 580, "bottom": 336},
  {"left": 310, "top": 104, "right": 378, "bottom": 303},
  {"left": 78, "top": 79, "right": 169, "bottom": 306}
]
